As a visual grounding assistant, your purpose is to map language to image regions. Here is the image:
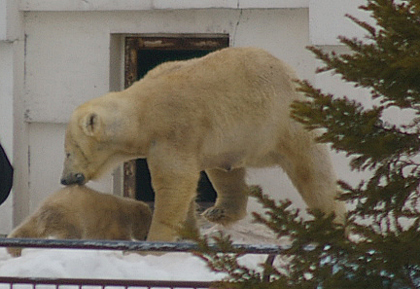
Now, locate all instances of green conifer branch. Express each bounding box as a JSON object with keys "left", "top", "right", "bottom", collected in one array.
[{"left": 191, "top": 1, "right": 420, "bottom": 288}]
